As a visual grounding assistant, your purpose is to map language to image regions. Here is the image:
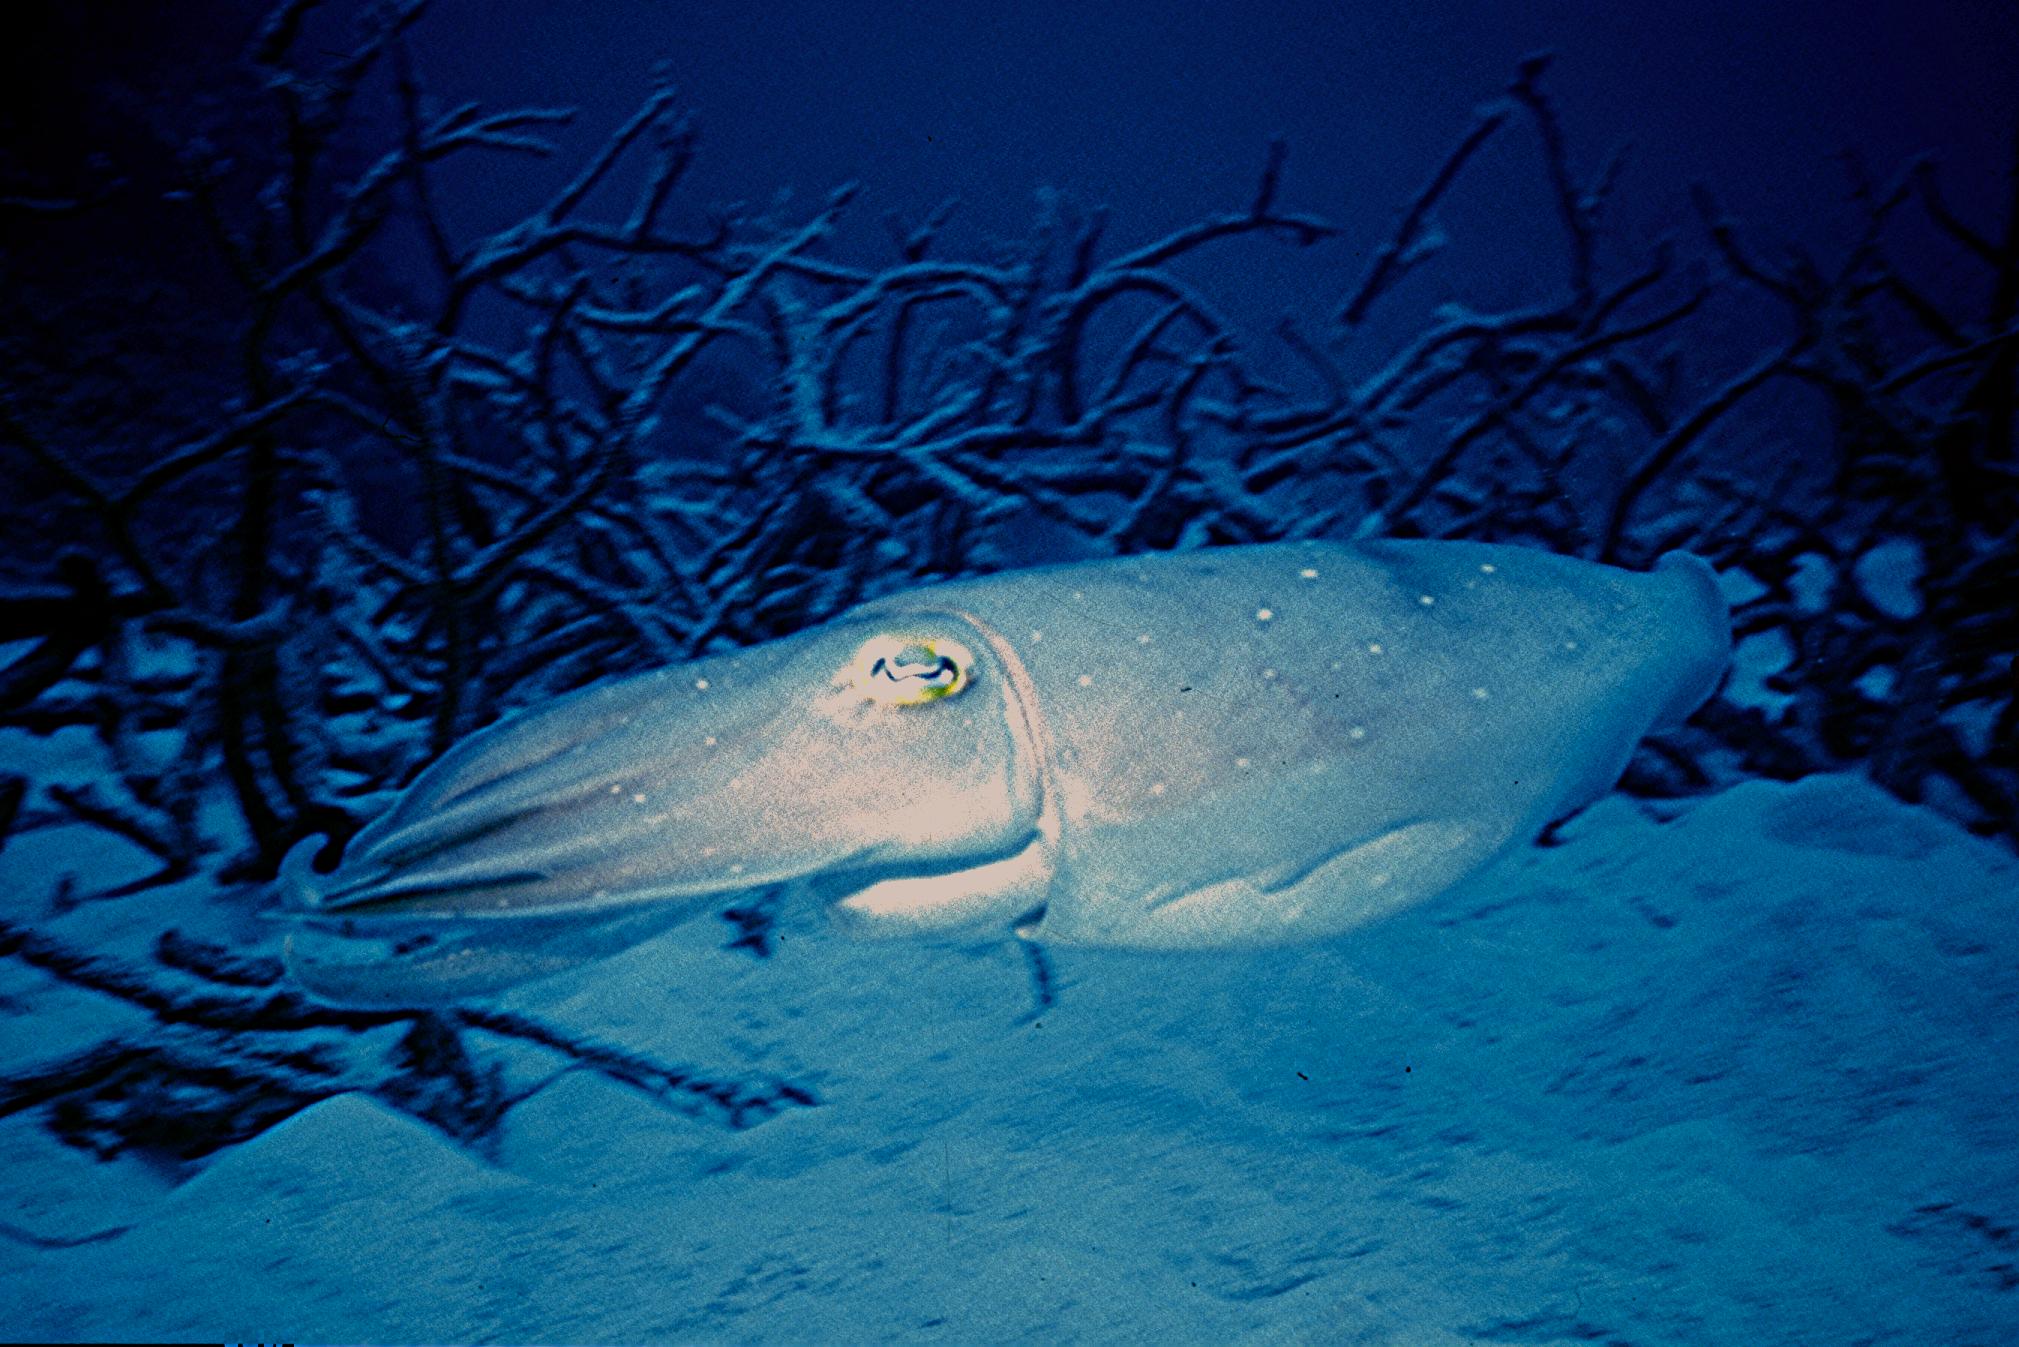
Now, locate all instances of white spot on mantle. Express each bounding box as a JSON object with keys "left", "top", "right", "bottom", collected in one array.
[{"left": 1256, "top": 607, "right": 1274, "bottom": 622}]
